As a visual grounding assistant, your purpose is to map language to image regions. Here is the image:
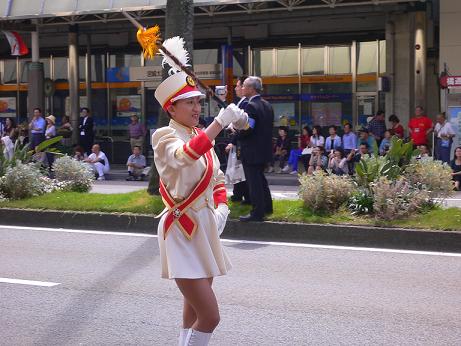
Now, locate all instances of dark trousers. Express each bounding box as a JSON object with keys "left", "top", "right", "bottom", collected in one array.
[
  {"left": 243, "top": 163, "right": 273, "bottom": 218},
  {"left": 79, "top": 135, "right": 93, "bottom": 156},
  {"left": 232, "top": 181, "right": 251, "bottom": 202},
  {"left": 435, "top": 138, "right": 452, "bottom": 163},
  {"left": 30, "top": 133, "right": 45, "bottom": 150}
]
